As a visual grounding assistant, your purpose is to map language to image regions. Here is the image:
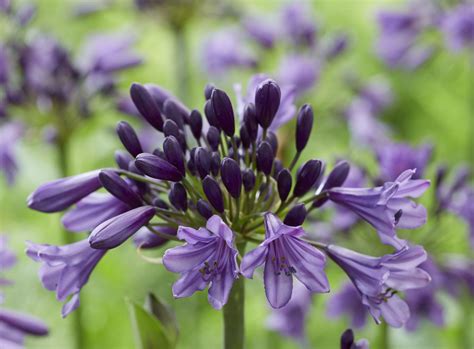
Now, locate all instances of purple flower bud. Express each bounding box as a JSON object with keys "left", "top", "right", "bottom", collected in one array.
[
  {"left": 294, "top": 160, "right": 322, "bottom": 197},
  {"left": 255, "top": 79, "right": 281, "bottom": 129},
  {"left": 323, "top": 161, "right": 350, "bottom": 190},
  {"left": 152, "top": 198, "right": 169, "bottom": 209},
  {"left": 194, "top": 147, "right": 211, "bottom": 179},
  {"left": 207, "top": 126, "right": 221, "bottom": 151},
  {"left": 202, "top": 175, "right": 224, "bottom": 213},
  {"left": 189, "top": 109, "right": 203, "bottom": 141},
  {"left": 204, "top": 99, "right": 220, "bottom": 129},
  {"left": 244, "top": 103, "right": 258, "bottom": 142},
  {"left": 204, "top": 83, "right": 215, "bottom": 100},
  {"left": 116, "top": 121, "right": 143, "bottom": 157},
  {"left": 163, "top": 119, "right": 180, "bottom": 138},
  {"left": 211, "top": 88, "right": 235, "bottom": 137},
  {"left": 28, "top": 170, "right": 102, "bottom": 212},
  {"left": 296, "top": 104, "right": 313, "bottom": 152},
  {"left": 163, "top": 98, "right": 187, "bottom": 128},
  {"left": 283, "top": 204, "right": 307, "bottom": 226},
  {"left": 221, "top": 157, "right": 242, "bottom": 198},
  {"left": 434, "top": 165, "right": 447, "bottom": 189},
  {"left": 133, "top": 226, "right": 177, "bottom": 249},
  {"left": 135, "top": 153, "right": 183, "bottom": 182},
  {"left": 0, "top": 309, "right": 49, "bottom": 336},
  {"left": 169, "top": 183, "right": 187, "bottom": 211},
  {"left": 114, "top": 150, "right": 133, "bottom": 170},
  {"left": 210, "top": 152, "right": 221, "bottom": 176},
  {"left": 243, "top": 169, "right": 256, "bottom": 192},
  {"left": 256, "top": 141, "right": 274, "bottom": 175},
  {"left": 240, "top": 125, "right": 251, "bottom": 149},
  {"left": 99, "top": 170, "right": 142, "bottom": 208},
  {"left": 152, "top": 148, "right": 166, "bottom": 160},
  {"left": 89, "top": 206, "right": 156, "bottom": 249},
  {"left": 130, "top": 83, "right": 164, "bottom": 131},
  {"left": 163, "top": 136, "right": 185, "bottom": 175},
  {"left": 272, "top": 159, "right": 283, "bottom": 179},
  {"left": 277, "top": 169, "right": 292, "bottom": 201},
  {"left": 267, "top": 131, "right": 278, "bottom": 157},
  {"left": 197, "top": 199, "right": 213, "bottom": 219}
]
